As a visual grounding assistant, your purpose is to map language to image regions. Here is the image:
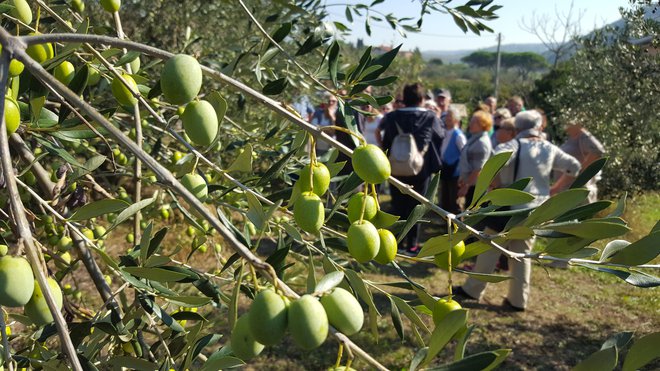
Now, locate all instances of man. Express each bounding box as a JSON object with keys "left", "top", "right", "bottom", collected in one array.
[
  {"left": 310, "top": 92, "right": 338, "bottom": 155},
  {"left": 456, "top": 111, "right": 581, "bottom": 311},
  {"left": 435, "top": 89, "right": 452, "bottom": 128},
  {"left": 484, "top": 96, "right": 497, "bottom": 115},
  {"left": 506, "top": 95, "right": 525, "bottom": 117},
  {"left": 559, "top": 120, "right": 605, "bottom": 202}
]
